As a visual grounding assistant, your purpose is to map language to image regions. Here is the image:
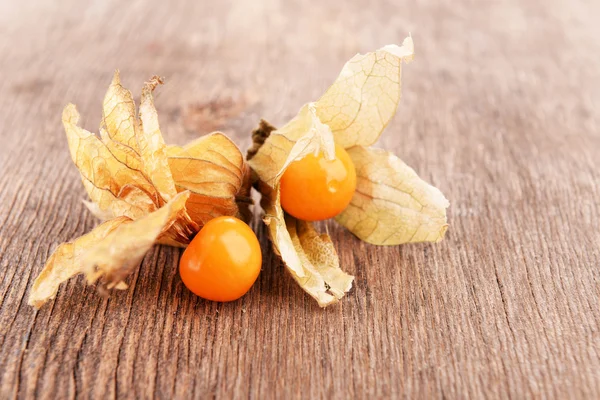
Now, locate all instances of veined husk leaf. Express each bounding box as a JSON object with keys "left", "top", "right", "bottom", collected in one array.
[
  {"left": 260, "top": 183, "right": 353, "bottom": 307},
  {"left": 335, "top": 146, "right": 449, "bottom": 245},
  {"left": 248, "top": 35, "right": 415, "bottom": 186},
  {"left": 73, "top": 72, "right": 250, "bottom": 237},
  {"left": 82, "top": 191, "right": 190, "bottom": 286},
  {"left": 28, "top": 192, "right": 189, "bottom": 308},
  {"left": 247, "top": 111, "right": 354, "bottom": 305},
  {"left": 100, "top": 70, "right": 143, "bottom": 171},
  {"left": 30, "top": 73, "right": 253, "bottom": 307},
  {"left": 248, "top": 36, "right": 448, "bottom": 305},
  {"left": 248, "top": 103, "right": 335, "bottom": 186},
  {"left": 159, "top": 132, "right": 252, "bottom": 246},
  {"left": 63, "top": 104, "right": 157, "bottom": 220},
  {"left": 315, "top": 36, "right": 414, "bottom": 148},
  {"left": 137, "top": 76, "right": 178, "bottom": 204},
  {"left": 28, "top": 217, "right": 129, "bottom": 308}
]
